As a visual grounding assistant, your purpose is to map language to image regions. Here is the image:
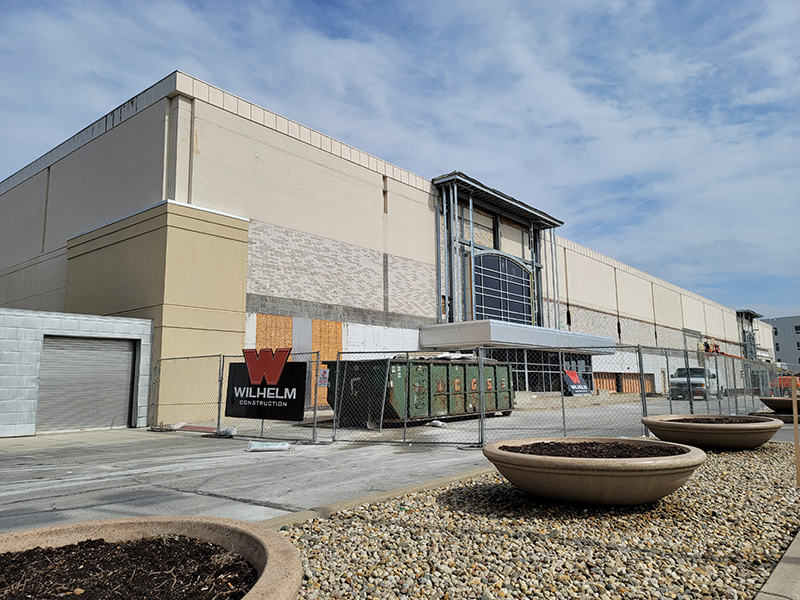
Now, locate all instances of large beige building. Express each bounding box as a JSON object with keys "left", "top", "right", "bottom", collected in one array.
[{"left": 0, "top": 71, "right": 774, "bottom": 416}]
